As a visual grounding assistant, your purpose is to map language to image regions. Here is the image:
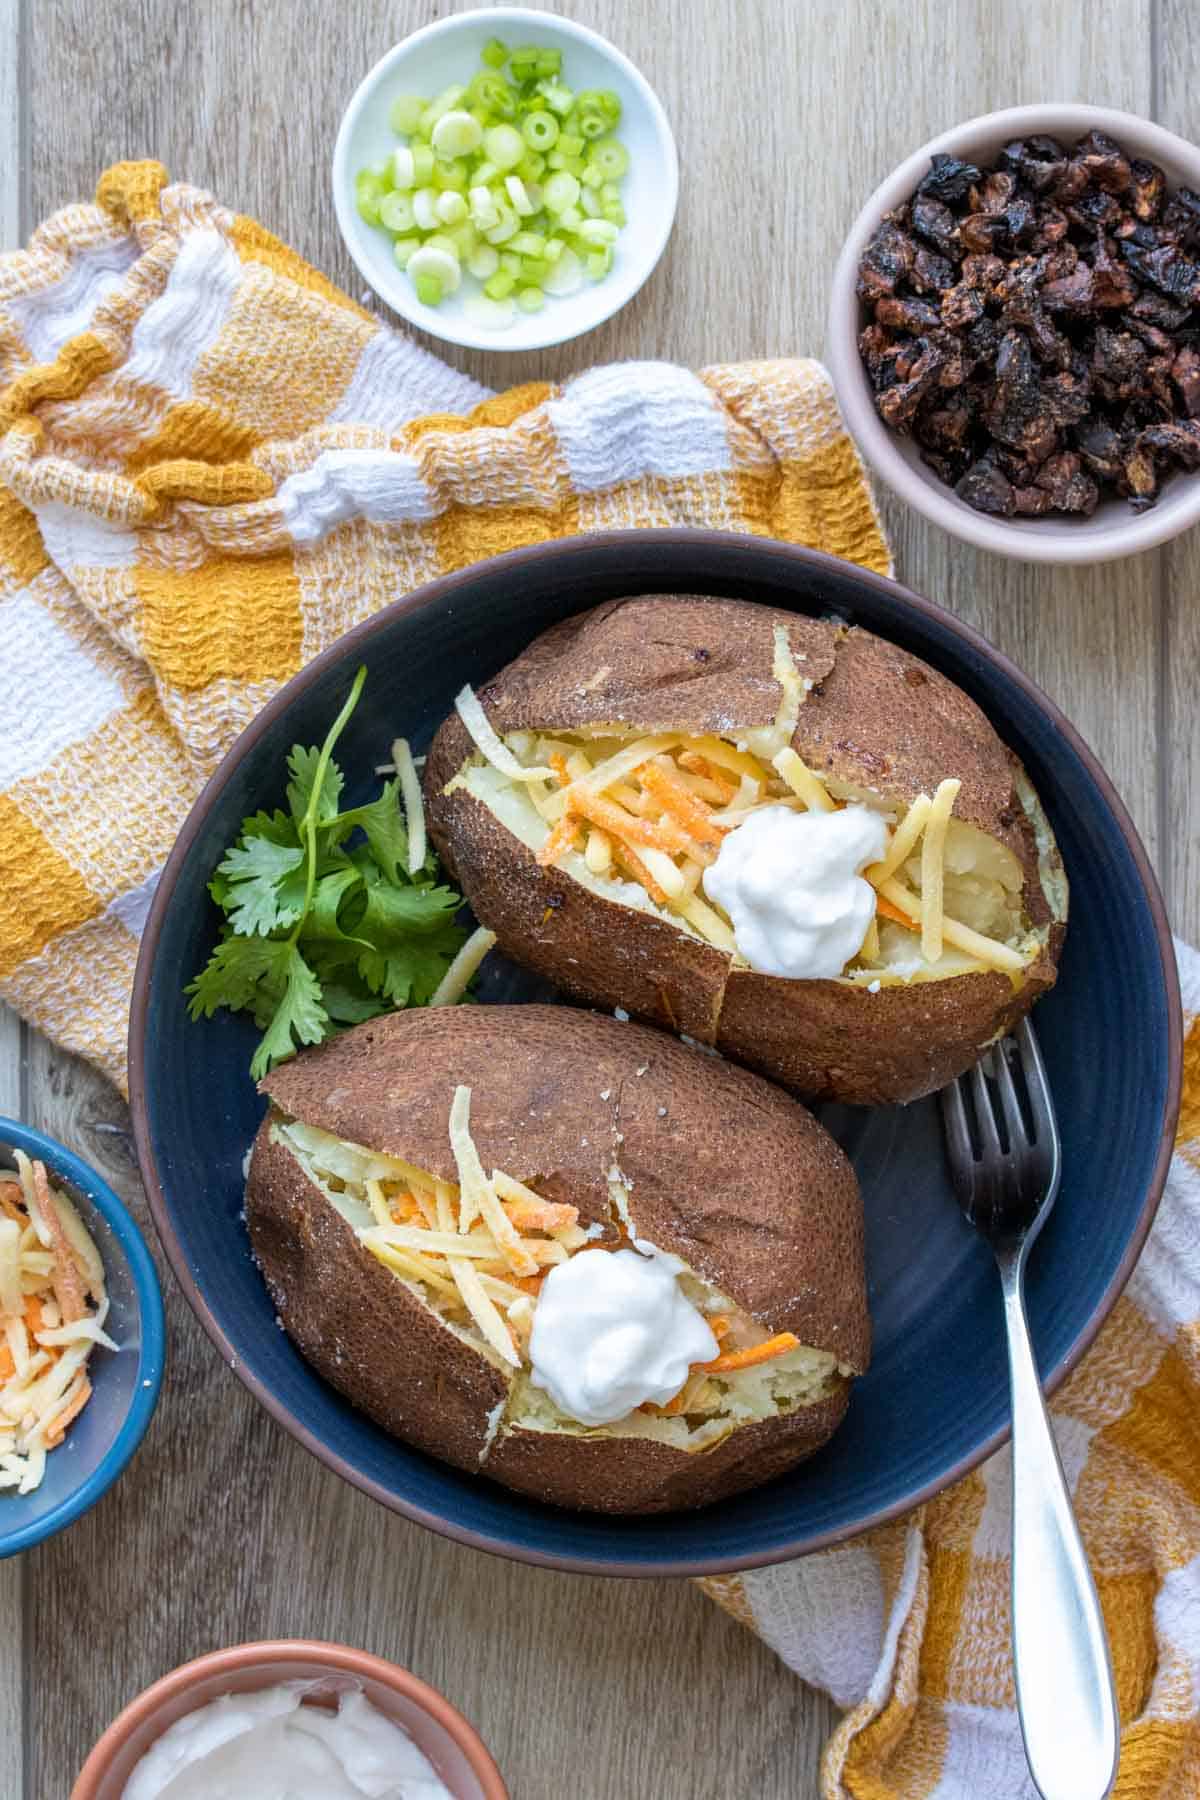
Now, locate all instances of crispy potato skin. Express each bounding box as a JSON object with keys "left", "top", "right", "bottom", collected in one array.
[
  {"left": 248, "top": 1005, "right": 869, "bottom": 1513},
  {"left": 246, "top": 1123, "right": 509, "bottom": 1473},
  {"left": 425, "top": 594, "right": 1067, "bottom": 1105}
]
